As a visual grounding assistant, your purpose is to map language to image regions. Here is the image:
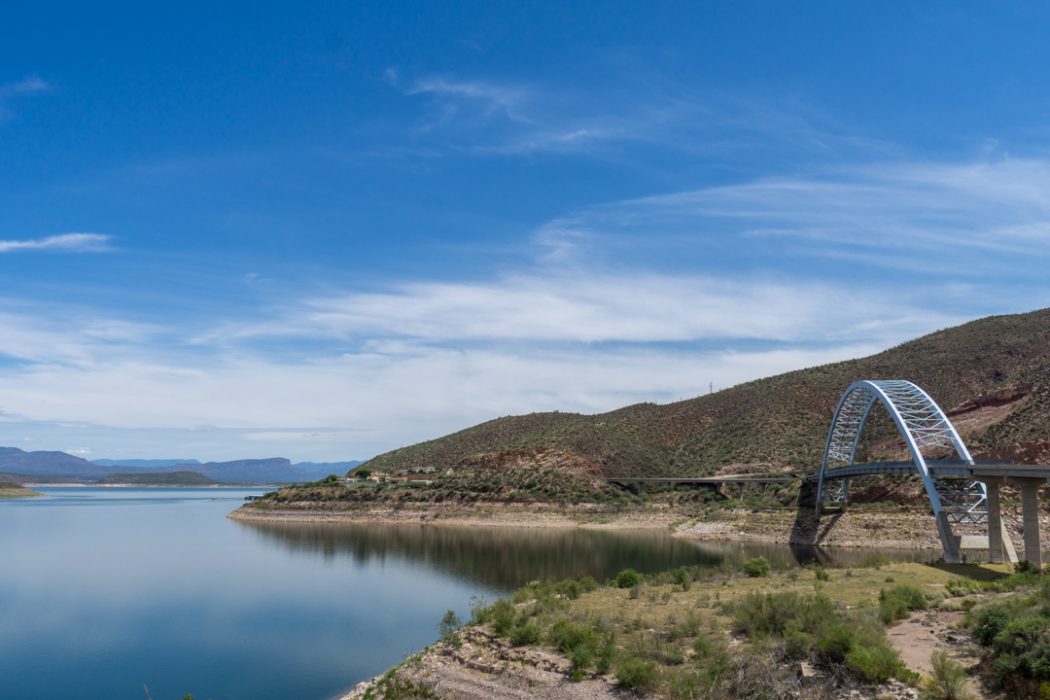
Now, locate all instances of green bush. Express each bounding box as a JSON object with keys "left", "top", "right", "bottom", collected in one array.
[
  {"left": 919, "top": 650, "right": 973, "bottom": 700},
  {"left": 814, "top": 565, "right": 831, "bottom": 582},
  {"left": 730, "top": 591, "right": 836, "bottom": 637},
  {"left": 615, "top": 657, "right": 660, "bottom": 692},
  {"left": 568, "top": 644, "right": 594, "bottom": 679},
  {"left": 548, "top": 618, "right": 603, "bottom": 678},
  {"left": 742, "top": 556, "right": 771, "bottom": 578},
  {"left": 691, "top": 633, "right": 730, "bottom": 682},
  {"left": 879, "top": 584, "right": 929, "bottom": 624},
  {"left": 438, "top": 609, "right": 462, "bottom": 643},
  {"left": 970, "top": 603, "right": 1012, "bottom": 646},
  {"left": 477, "top": 599, "right": 516, "bottom": 637},
  {"left": 509, "top": 620, "right": 541, "bottom": 646},
  {"left": 847, "top": 642, "right": 907, "bottom": 683},
  {"left": 616, "top": 569, "right": 642, "bottom": 588}
]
